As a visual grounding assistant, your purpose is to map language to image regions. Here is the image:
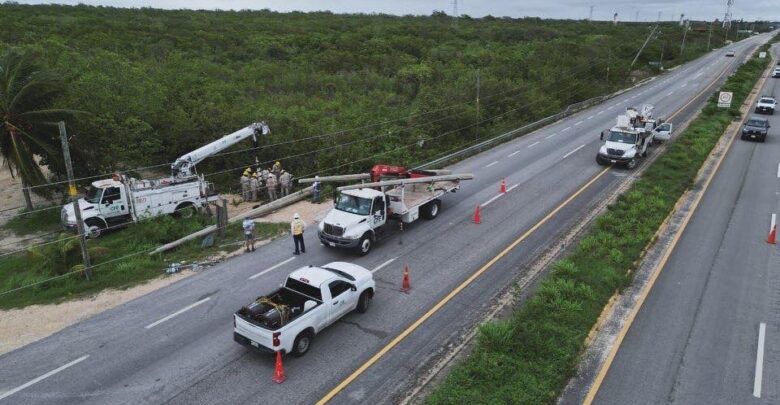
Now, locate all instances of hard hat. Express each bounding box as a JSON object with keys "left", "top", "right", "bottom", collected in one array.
[
  {"left": 293, "top": 213, "right": 300, "bottom": 219},
  {"left": 276, "top": 161, "right": 280, "bottom": 165},
  {"left": 252, "top": 173, "right": 258, "bottom": 178},
  {"left": 245, "top": 167, "right": 251, "bottom": 172},
  {"left": 315, "top": 175, "right": 320, "bottom": 179}
]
